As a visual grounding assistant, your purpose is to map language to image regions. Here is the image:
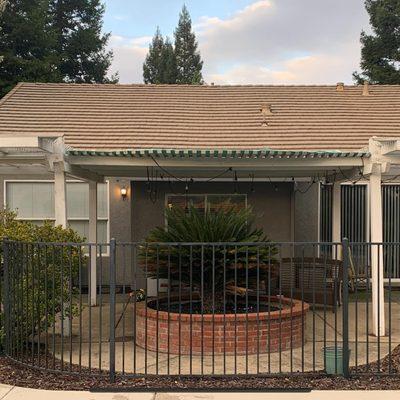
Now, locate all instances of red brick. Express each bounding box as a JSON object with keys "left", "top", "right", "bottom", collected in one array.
[{"left": 135, "top": 296, "right": 309, "bottom": 355}]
